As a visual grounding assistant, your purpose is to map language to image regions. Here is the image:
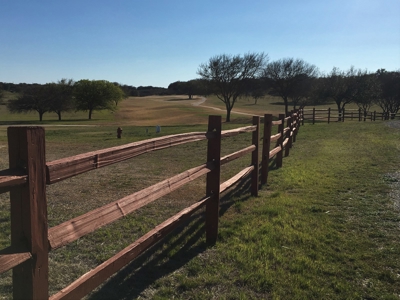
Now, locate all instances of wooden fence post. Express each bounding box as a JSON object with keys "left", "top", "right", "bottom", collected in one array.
[
  {"left": 328, "top": 108, "right": 331, "bottom": 124},
  {"left": 312, "top": 107, "right": 316, "bottom": 125},
  {"left": 373, "top": 111, "right": 376, "bottom": 121},
  {"left": 261, "top": 114, "right": 272, "bottom": 185},
  {"left": 205, "top": 116, "right": 221, "bottom": 245},
  {"left": 292, "top": 110, "right": 298, "bottom": 143},
  {"left": 342, "top": 108, "right": 345, "bottom": 122},
  {"left": 358, "top": 108, "right": 362, "bottom": 121},
  {"left": 301, "top": 108, "right": 304, "bottom": 125},
  {"left": 276, "top": 114, "right": 285, "bottom": 168},
  {"left": 289, "top": 111, "right": 294, "bottom": 149},
  {"left": 251, "top": 116, "right": 260, "bottom": 196},
  {"left": 8, "top": 126, "right": 48, "bottom": 300},
  {"left": 285, "top": 115, "right": 291, "bottom": 157}
]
